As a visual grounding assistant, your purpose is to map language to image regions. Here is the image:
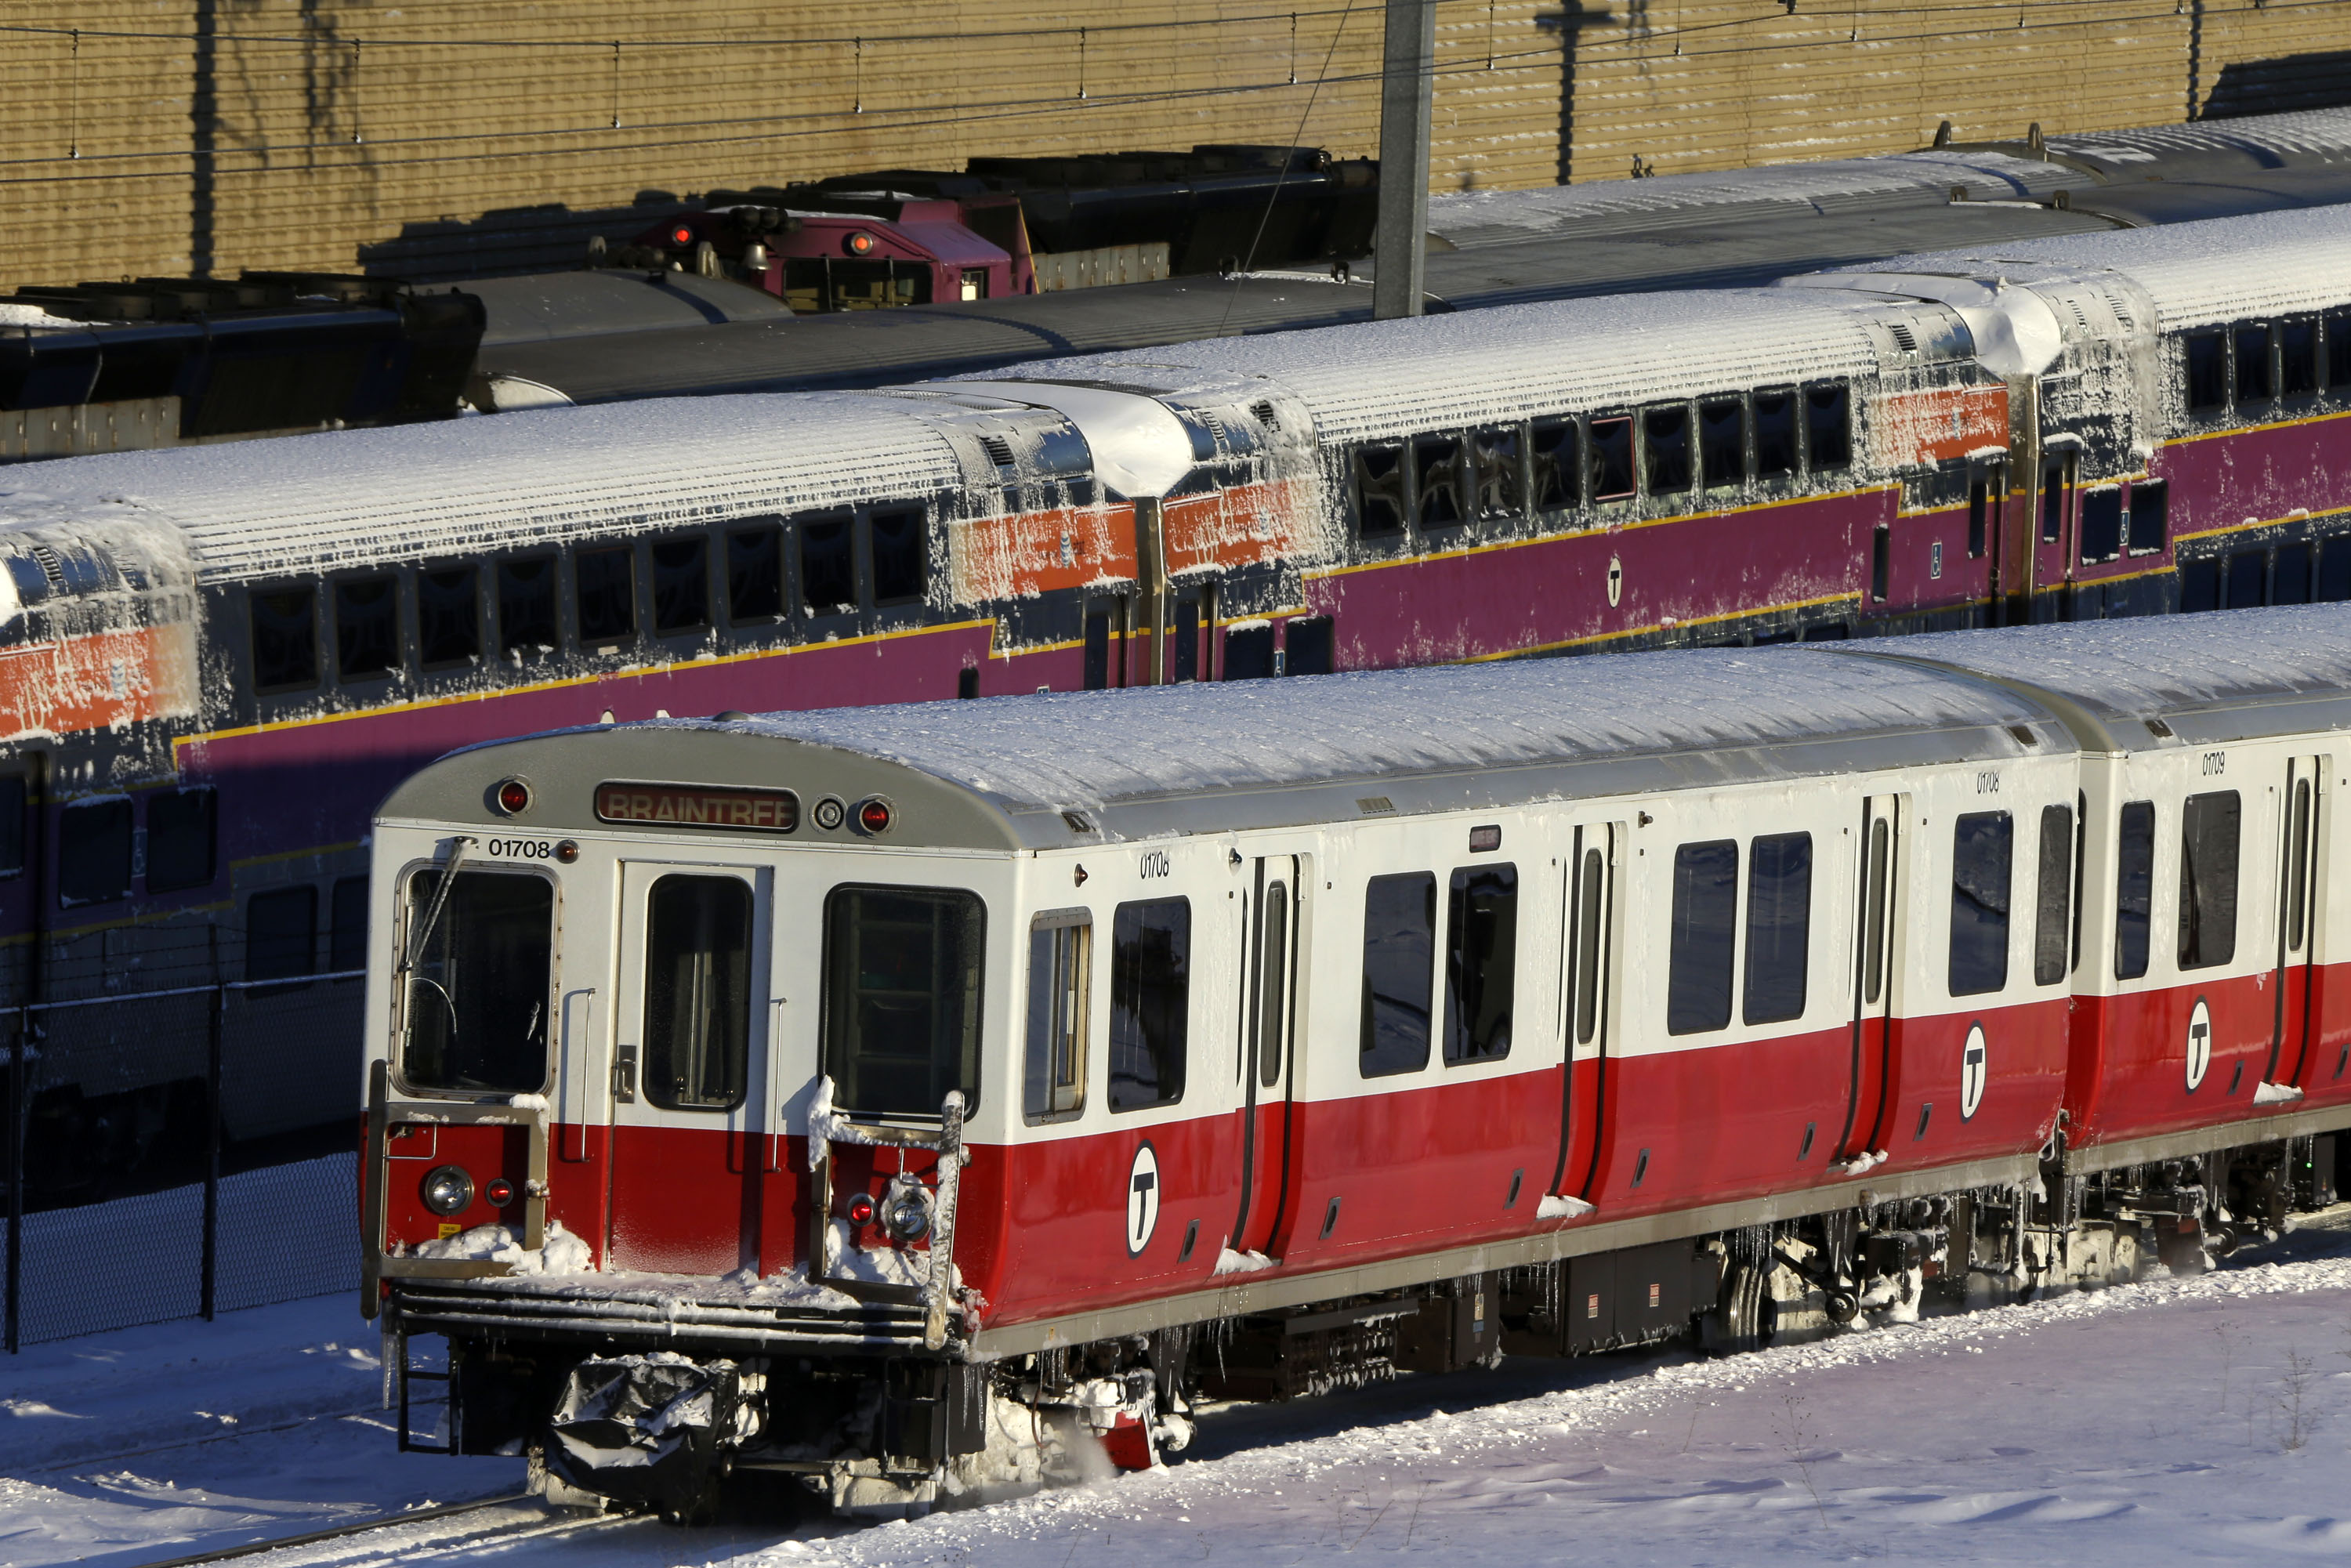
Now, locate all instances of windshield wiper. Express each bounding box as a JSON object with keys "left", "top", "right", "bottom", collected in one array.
[{"left": 399, "top": 835, "right": 474, "bottom": 982}]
